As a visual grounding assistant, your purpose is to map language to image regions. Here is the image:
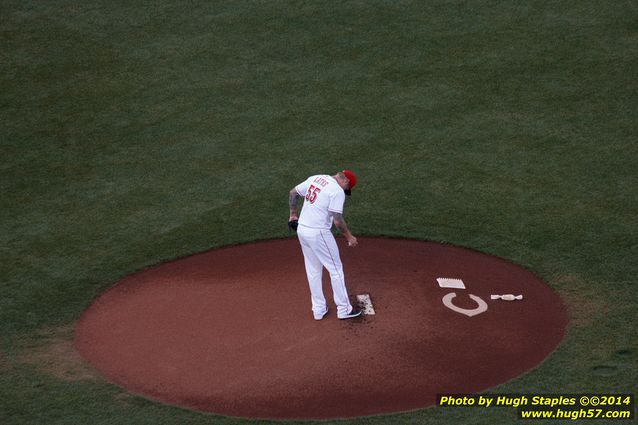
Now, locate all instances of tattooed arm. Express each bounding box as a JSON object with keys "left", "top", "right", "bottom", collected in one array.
[
  {"left": 289, "top": 188, "right": 300, "bottom": 221},
  {"left": 330, "top": 211, "right": 358, "bottom": 247}
]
